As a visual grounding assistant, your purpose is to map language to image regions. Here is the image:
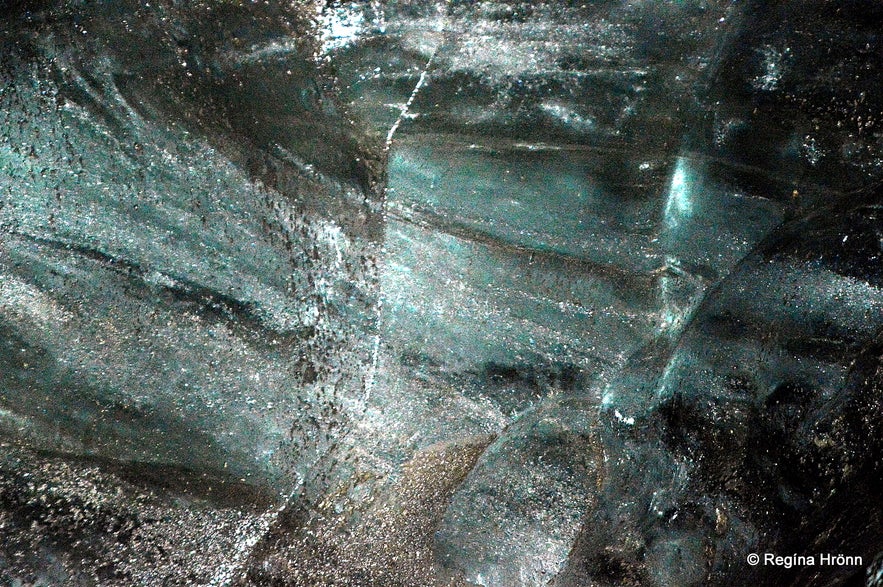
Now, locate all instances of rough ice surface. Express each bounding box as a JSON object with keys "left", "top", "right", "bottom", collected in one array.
[{"left": 1, "top": 1, "right": 882, "bottom": 586}]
